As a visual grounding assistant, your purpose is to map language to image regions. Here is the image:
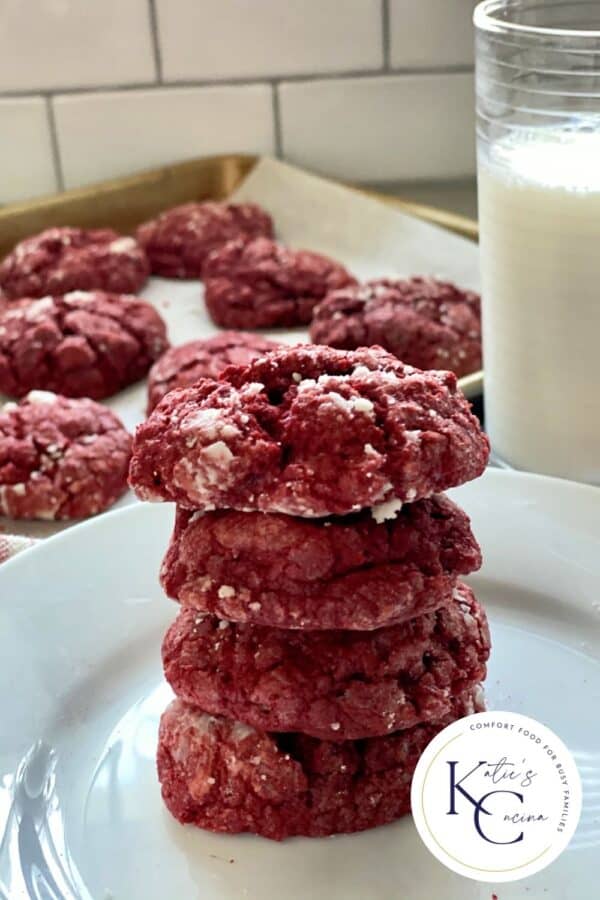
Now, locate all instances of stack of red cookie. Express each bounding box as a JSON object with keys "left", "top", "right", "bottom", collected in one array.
[{"left": 129, "top": 344, "right": 491, "bottom": 841}]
